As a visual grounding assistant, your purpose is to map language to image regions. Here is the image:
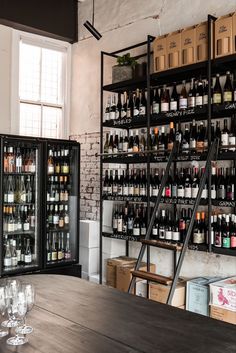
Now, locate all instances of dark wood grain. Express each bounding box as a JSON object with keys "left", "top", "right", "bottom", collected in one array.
[{"left": 1, "top": 274, "right": 235, "bottom": 353}]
